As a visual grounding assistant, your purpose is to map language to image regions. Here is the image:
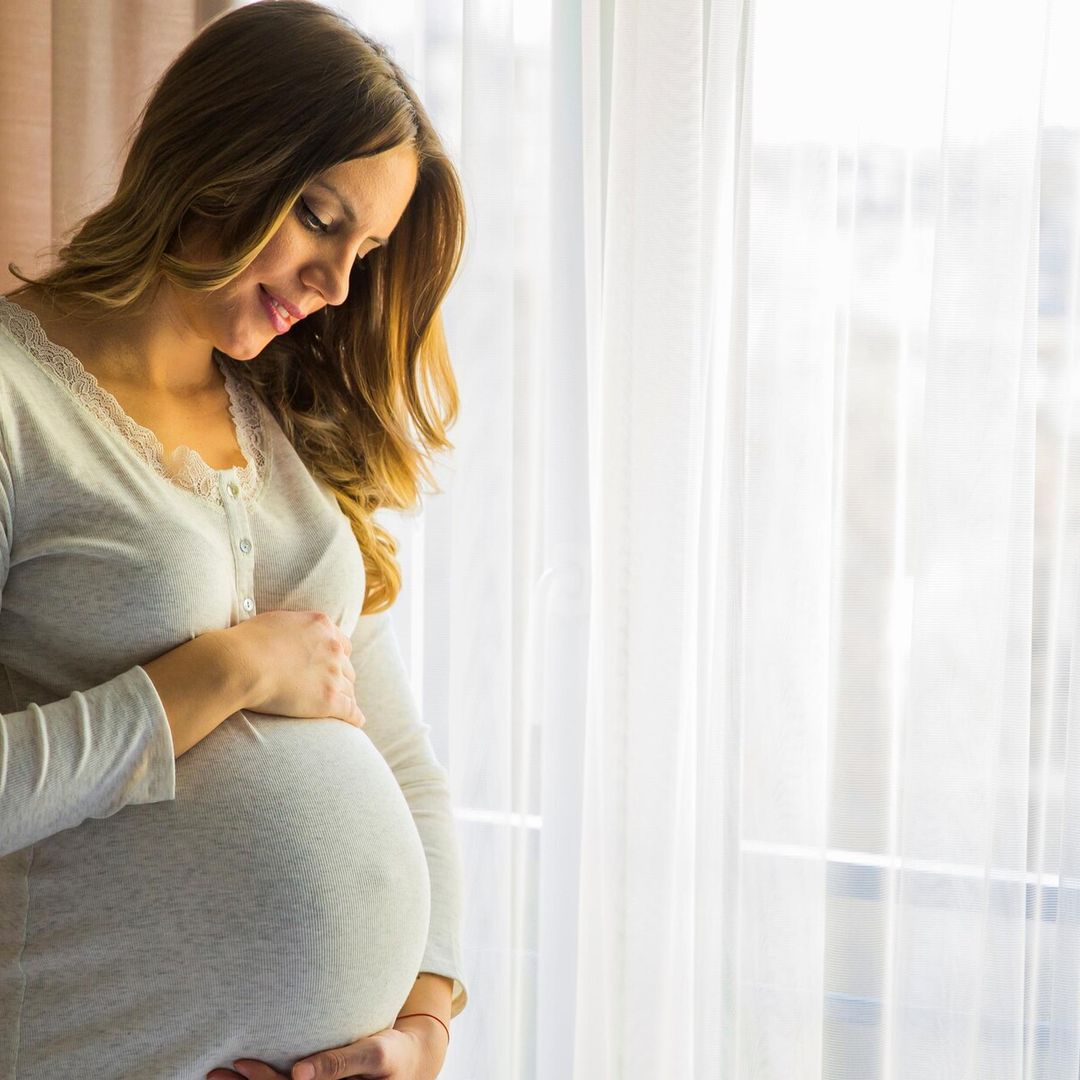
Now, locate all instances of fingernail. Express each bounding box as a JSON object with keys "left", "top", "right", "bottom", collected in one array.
[
  {"left": 232, "top": 1064, "right": 252, "bottom": 1079},
  {"left": 295, "top": 1064, "right": 315, "bottom": 1080}
]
